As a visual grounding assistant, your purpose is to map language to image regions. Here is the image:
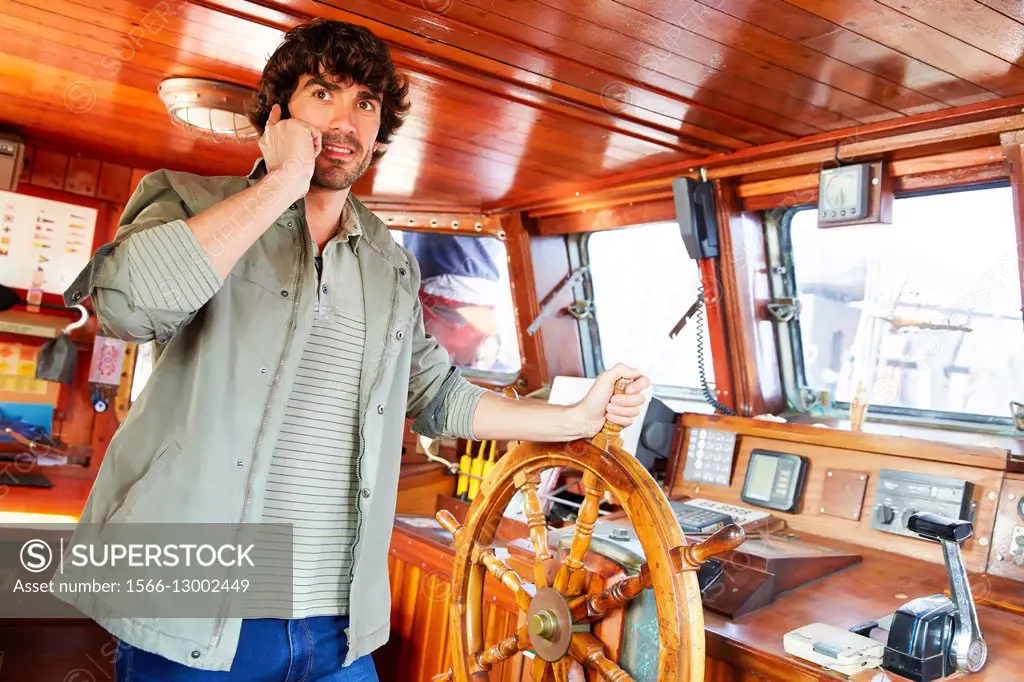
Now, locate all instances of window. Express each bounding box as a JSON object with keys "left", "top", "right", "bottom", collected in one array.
[
  {"left": 391, "top": 231, "right": 521, "bottom": 379},
  {"left": 585, "top": 222, "right": 714, "bottom": 394},
  {"left": 782, "top": 184, "right": 1024, "bottom": 421}
]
